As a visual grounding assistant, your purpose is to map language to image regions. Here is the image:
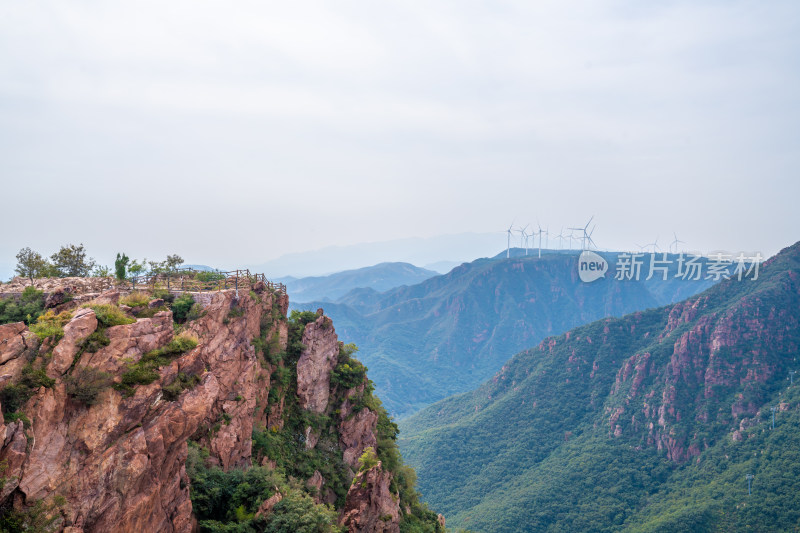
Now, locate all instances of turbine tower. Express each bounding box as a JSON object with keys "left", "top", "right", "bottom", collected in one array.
[
  {"left": 669, "top": 232, "right": 685, "bottom": 254},
  {"left": 536, "top": 222, "right": 543, "bottom": 258},
  {"left": 518, "top": 225, "right": 529, "bottom": 256},
  {"left": 506, "top": 223, "right": 515, "bottom": 258},
  {"left": 543, "top": 226, "right": 550, "bottom": 251}
]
